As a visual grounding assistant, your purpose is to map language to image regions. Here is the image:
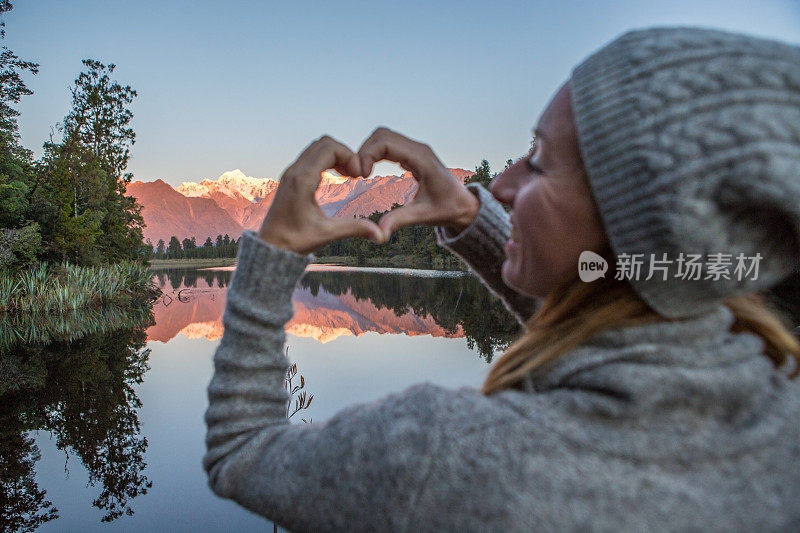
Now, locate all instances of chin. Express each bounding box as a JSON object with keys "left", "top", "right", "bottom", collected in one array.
[
  {"left": 502, "top": 260, "right": 549, "bottom": 299},
  {"left": 502, "top": 262, "right": 534, "bottom": 297}
]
